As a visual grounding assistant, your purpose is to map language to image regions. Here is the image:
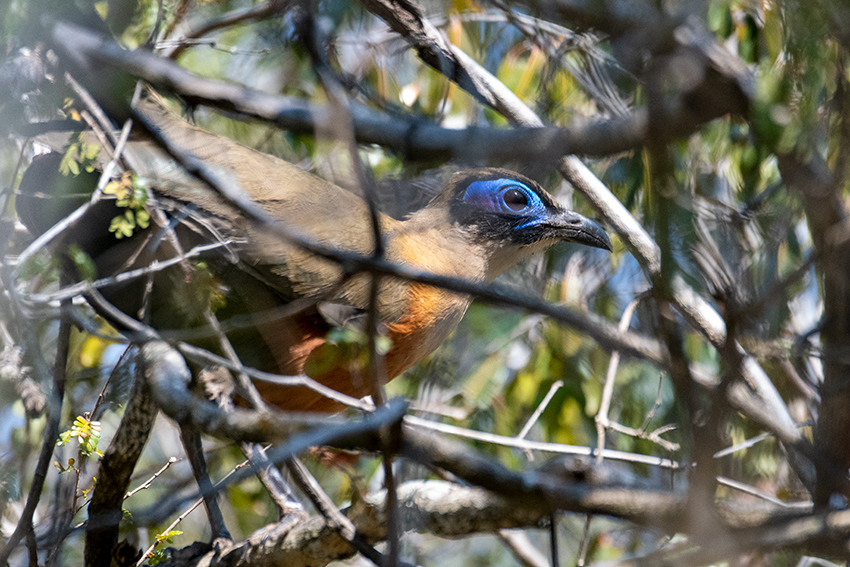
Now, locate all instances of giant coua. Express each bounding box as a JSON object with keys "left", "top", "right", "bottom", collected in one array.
[{"left": 18, "top": 95, "right": 612, "bottom": 412}]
